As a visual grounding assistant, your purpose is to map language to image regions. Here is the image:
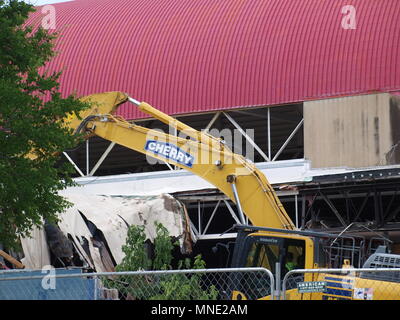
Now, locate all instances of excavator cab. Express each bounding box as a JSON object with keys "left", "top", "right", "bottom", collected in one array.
[
  {"left": 236, "top": 234, "right": 307, "bottom": 273},
  {"left": 228, "top": 226, "right": 314, "bottom": 299},
  {"left": 229, "top": 225, "right": 375, "bottom": 299},
  {"left": 229, "top": 225, "right": 400, "bottom": 300}
]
